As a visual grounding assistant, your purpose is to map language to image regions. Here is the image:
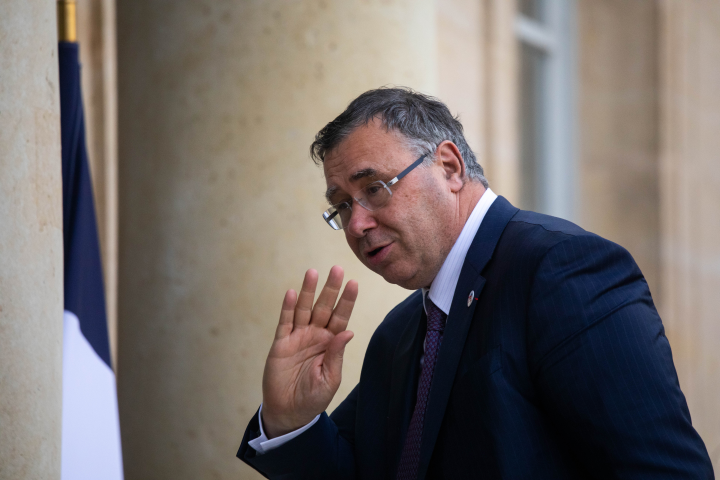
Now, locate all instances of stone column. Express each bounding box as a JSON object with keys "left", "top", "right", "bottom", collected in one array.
[
  {"left": 659, "top": 0, "right": 720, "bottom": 469},
  {"left": 0, "top": 2, "right": 64, "bottom": 479},
  {"left": 577, "top": 0, "right": 661, "bottom": 295},
  {"left": 483, "top": 0, "right": 520, "bottom": 203},
  {"left": 116, "top": 1, "right": 436, "bottom": 478},
  {"left": 437, "top": 0, "right": 485, "bottom": 164}
]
